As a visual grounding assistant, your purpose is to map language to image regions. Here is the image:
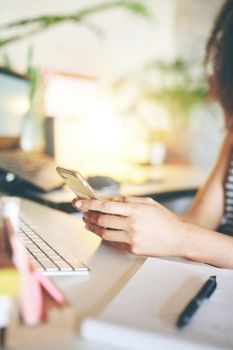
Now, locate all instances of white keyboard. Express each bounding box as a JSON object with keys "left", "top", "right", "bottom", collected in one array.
[{"left": 19, "top": 216, "right": 89, "bottom": 276}]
